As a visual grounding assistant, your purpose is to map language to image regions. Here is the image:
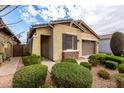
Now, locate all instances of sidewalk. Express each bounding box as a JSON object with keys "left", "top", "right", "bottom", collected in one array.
[
  {"left": 0, "top": 57, "right": 21, "bottom": 76},
  {"left": 42, "top": 59, "right": 55, "bottom": 72}
]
